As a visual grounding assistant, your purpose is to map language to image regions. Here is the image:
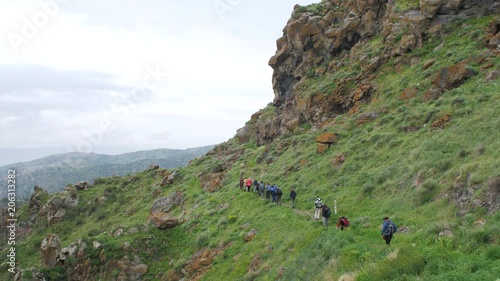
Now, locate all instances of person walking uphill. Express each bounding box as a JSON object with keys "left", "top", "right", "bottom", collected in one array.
[
  {"left": 239, "top": 177, "right": 244, "bottom": 190},
  {"left": 275, "top": 186, "right": 283, "bottom": 205},
  {"left": 381, "top": 217, "right": 397, "bottom": 245},
  {"left": 290, "top": 188, "right": 297, "bottom": 208},
  {"left": 314, "top": 198, "right": 323, "bottom": 220},
  {"left": 336, "top": 216, "right": 350, "bottom": 231},
  {"left": 245, "top": 178, "right": 252, "bottom": 192},
  {"left": 321, "top": 204, "right": 332, "bottom": 226}
]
